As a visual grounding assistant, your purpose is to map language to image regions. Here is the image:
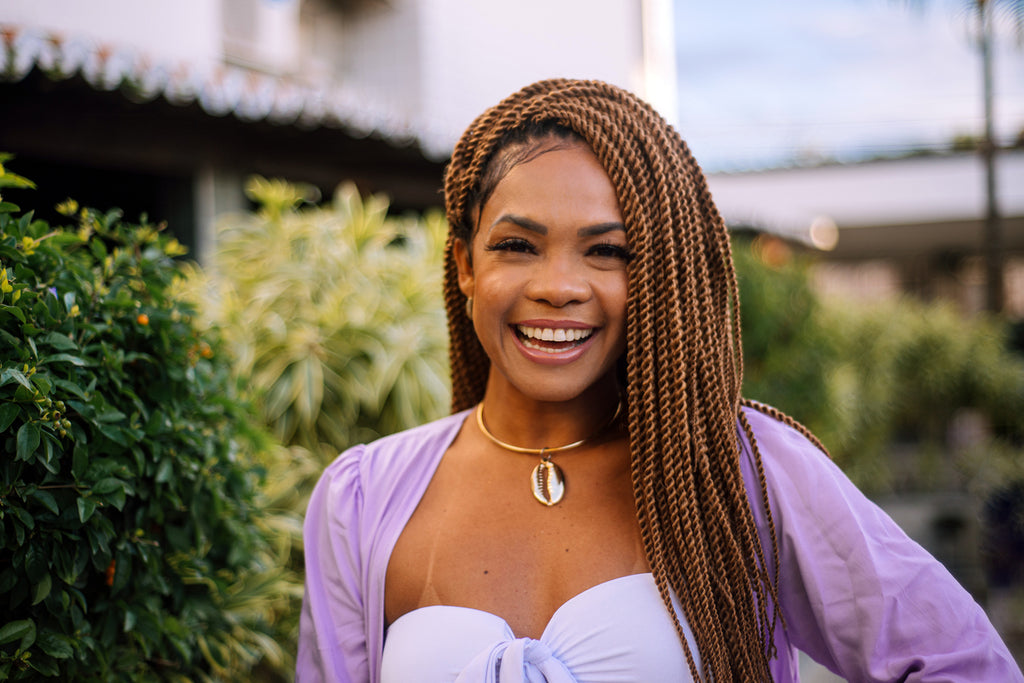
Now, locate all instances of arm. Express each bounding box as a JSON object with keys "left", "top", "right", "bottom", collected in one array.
[
  {"left": 297, "top": 447, "right": 371, "bottom": 683},
  {"left": 742, "top": 408, "right": 1022, "bottom": 682}
]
